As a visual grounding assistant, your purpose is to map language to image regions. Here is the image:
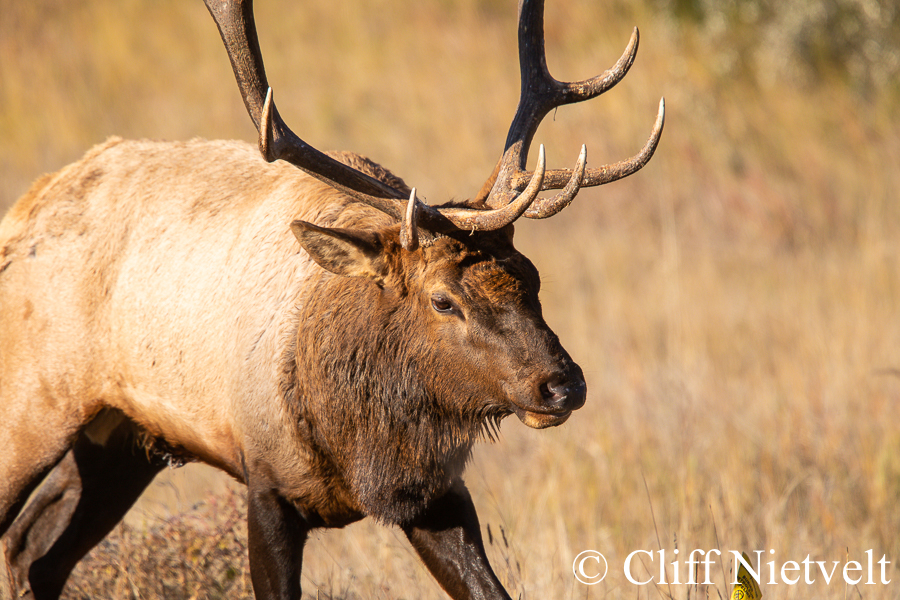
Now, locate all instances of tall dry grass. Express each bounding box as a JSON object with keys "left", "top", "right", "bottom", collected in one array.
[{"left": 2, "top": 0, "right": 899, "bottom": 598}]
